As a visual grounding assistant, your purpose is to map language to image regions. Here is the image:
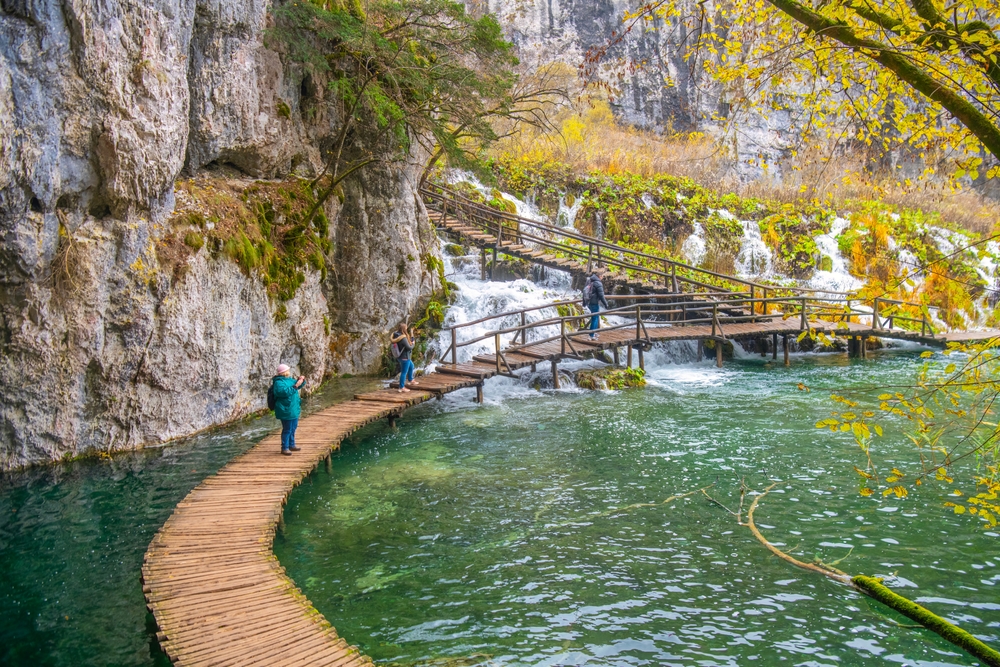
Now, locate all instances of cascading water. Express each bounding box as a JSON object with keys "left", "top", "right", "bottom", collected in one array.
[
  {"left": 810, "top": 216, "right": 862, "bottom": 293},
  {"left": 556, "top": 194, "right": 583, "bottom": 227},
  {"left": 681, "top": 222, "right": 707, "bottom": 267},
  {"left": 734, "top": 216, "right": 774, "bottom": 278}
]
